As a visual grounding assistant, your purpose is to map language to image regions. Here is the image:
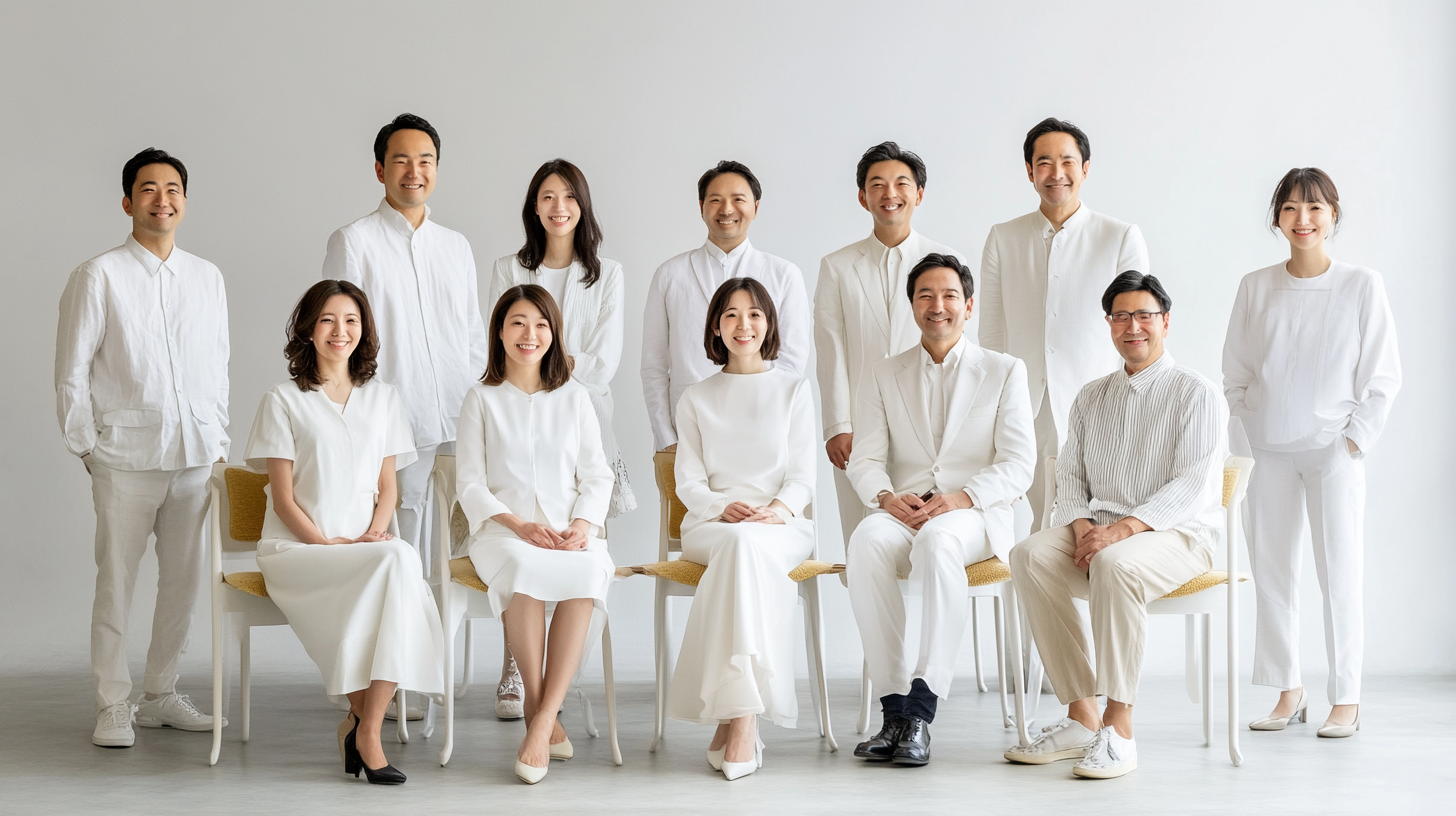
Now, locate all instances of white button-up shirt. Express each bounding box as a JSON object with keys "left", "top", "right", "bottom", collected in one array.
[
  {"left": 55, "top": 235, "right": 231, "bottom": 471},
  {"left": 323, "top": 199, "right": 488, "bottom": 449},
  {"left": 922, "top": 334, "right": 968, "bottom": 453}
]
